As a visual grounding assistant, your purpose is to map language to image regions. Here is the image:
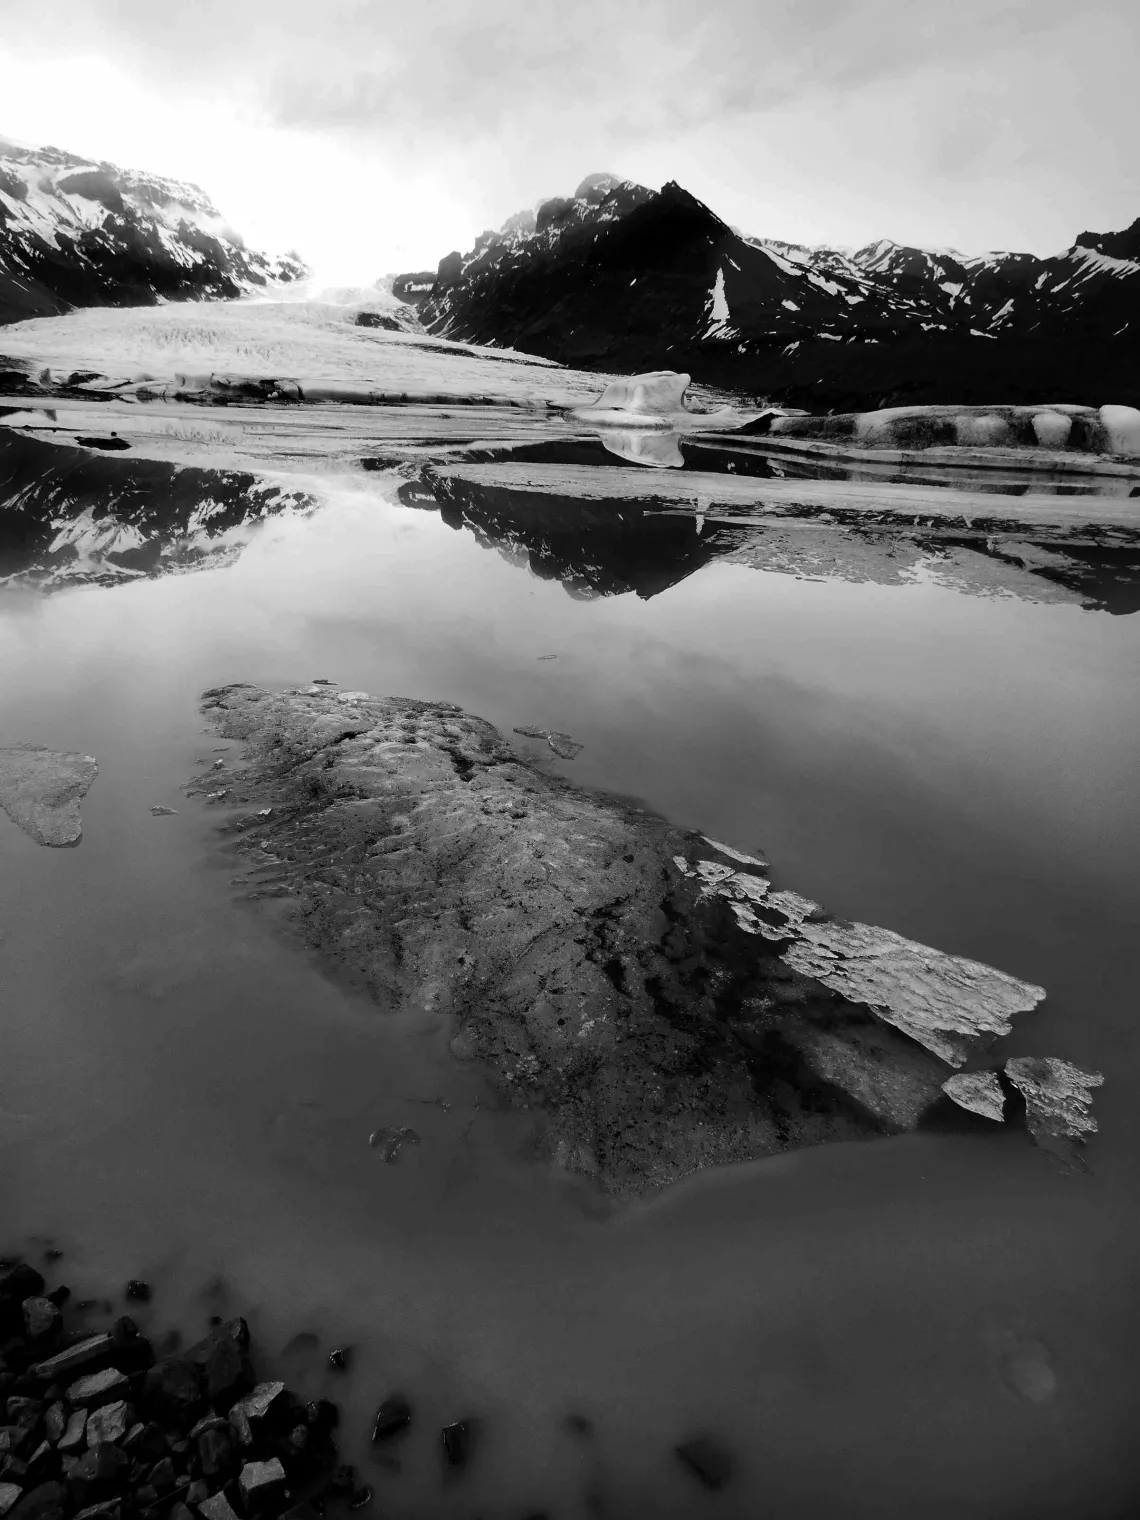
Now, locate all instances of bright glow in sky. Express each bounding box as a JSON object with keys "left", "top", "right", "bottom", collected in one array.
[{"left": 2, "top": 0, "right": 1137, "bottom": 285}]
